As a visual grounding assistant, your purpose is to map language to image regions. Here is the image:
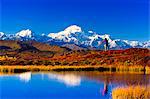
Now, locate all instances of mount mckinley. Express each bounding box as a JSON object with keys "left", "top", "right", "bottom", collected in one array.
[{"left": 0, "top": 25, "right": 149, "bottom": 50}]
